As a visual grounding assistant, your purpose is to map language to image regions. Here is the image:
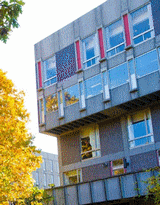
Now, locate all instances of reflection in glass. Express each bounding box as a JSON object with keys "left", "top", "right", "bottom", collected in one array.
[
  {"left": 85, "top": 74, "right": 102, "bottom": 98},
  {"left": 109, "top": 63, "right": 128, "bottom": 89},
  {"left": 43, "top": 56, "right": 57, "bottom": 87},
  {"left": 64, "top": 169, "right": 81, "bottom": 185},
  {"left": 135, "top": 49, "right": 158, "bottom": 78},
  {"left": 112, "top": 159, "right": 124, "bottom": 176},
  {"left": 46, "top": 94, "right": 58, "bottom": 113},
  {"left": 81, "top": 136, "right": 93, "bottom": 160},
  {"left": 64, "top": 84, "right": 79, "bottom": 106}
]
